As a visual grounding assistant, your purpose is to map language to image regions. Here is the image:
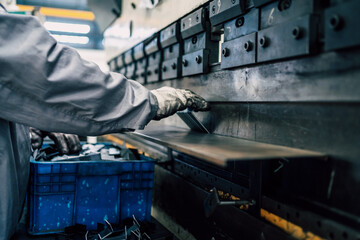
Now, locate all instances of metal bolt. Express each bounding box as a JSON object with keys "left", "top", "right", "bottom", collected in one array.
[
  {"left": 330, "top": 14, "right": 343, "bottom": 31},
  {"left": 244, "top": 41, "right": 252, "bottom": 51},
  {"left": 278, "top": 0, "right": 292, "bottom": 11},
  {"left": 154, "top": 68, "right": 159, "bottom": 74},
  {"left": 212, "top": 5, "right": 216, "bottom": 14},
  {"left": 192, "top": 36, "right": 197, "bottom": 44},
  {"left": 147, "top": 71, "right": 152, "bottom": 76},
  {"left": 195, "top": 55, "right": 202, "bottom": 64},
  {"left": 196, "top": 14, "right": 199, "bottom": 22},
  {"left": 259, "top": 36, "right": 268, "bottom": 47},
  {"left": 171, "top": 63, "right": 177, "bottom": 69},
  {"left": 231, "top": 0, "right": 236, "bottom": 4},
  {"left": 140, "top": 73, "right": 145, "bottom": 77},
  {"left": 235, "top": 17, "right": 244, "bottom": 28},
  {"left": 292, "top": 26, "right": 302, "bottom": 39},
  {"left": 222, "top": 48, "right": 230, "bottom": 57},
  {"left": 182, "top": 22, "right": 185, "bottom": 29},
  {"left": 162, "top": 66, "right": 167, "bottom": 72},
  {"left": 182, "top": 59, "right": 188, "bottom": 67}
]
